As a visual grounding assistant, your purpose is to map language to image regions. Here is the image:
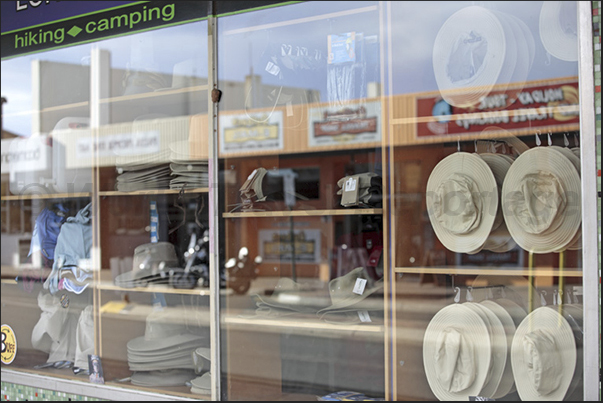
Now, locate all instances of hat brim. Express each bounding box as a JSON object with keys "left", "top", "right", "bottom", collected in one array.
[
  {"left": 423, "top": 303, "right": 492, "bottom": 401},
  {"left": 502, "top": 147, "right": 582, "bottom": 254},
  {"left": 426, "top": 152, "right": 499, "bottom": 254},
  {"left": 511, "top": 306, "right": 577, "bottom": 401},
  {"left": 130, "top": 369, "right": 197, "bottom": 387},
  {"left": 127, "top": 333, "right": 205, "bottom": 352},
  {"left": 464, "top": 302, "right": 508, "bottom": 399},
  {"left": 316, "top": 279, "right": 384, "bottom": 315}
]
